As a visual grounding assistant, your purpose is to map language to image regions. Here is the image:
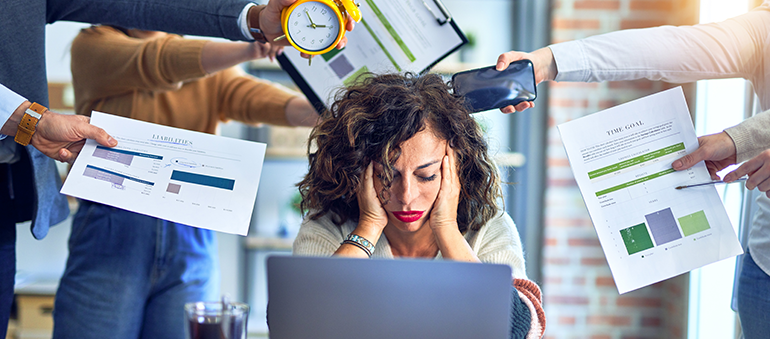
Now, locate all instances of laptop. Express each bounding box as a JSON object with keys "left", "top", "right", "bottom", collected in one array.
[{"left": 267, "top": 256, "right": 512, "bottom": 339}]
